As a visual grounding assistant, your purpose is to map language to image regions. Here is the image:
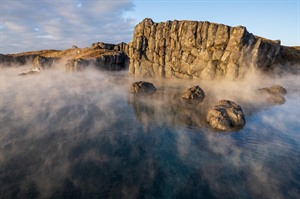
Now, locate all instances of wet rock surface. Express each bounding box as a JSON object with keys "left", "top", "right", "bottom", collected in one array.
[
  {"left": 129, "top": 81, "right": 157, "bottom": 95},
  {"left": 206, "top": 100, "right": 246, "bottom": 131}
]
